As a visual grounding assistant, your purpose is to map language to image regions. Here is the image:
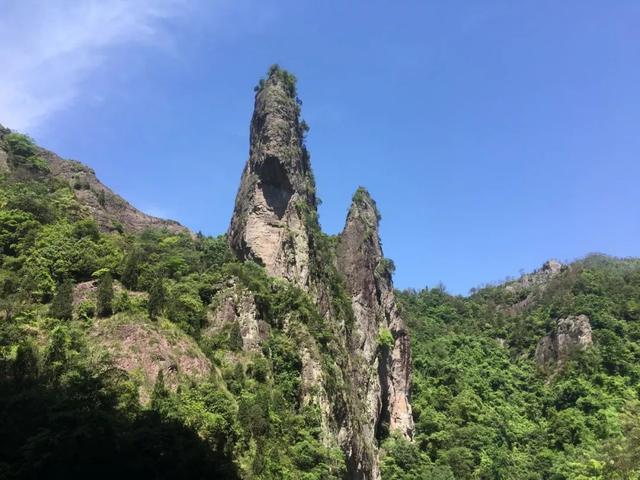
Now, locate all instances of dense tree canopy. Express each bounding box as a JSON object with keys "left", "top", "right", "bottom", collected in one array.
[
  {"left": 0, "top": 155, "right": 344, "bottom": 479},
  {"left": 382, "top": 256, "right": 640, "bottom": 480}
]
